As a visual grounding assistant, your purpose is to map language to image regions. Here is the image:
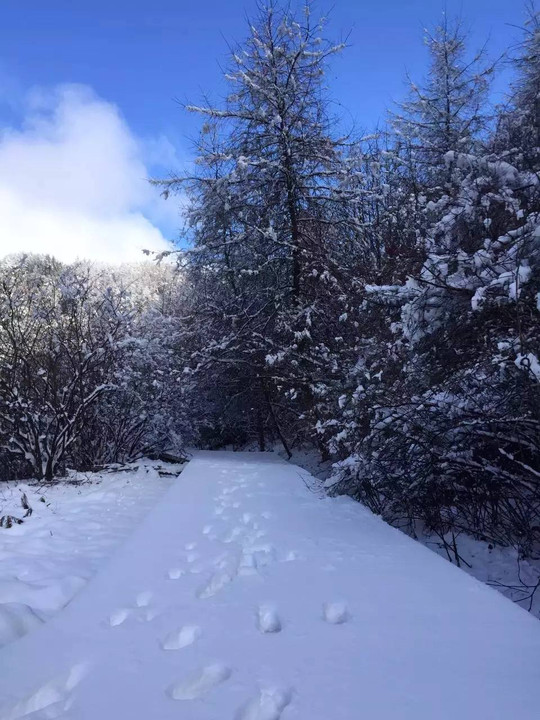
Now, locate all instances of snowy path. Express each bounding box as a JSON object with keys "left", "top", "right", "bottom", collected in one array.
[{"left": 1, "top": 452, "right": 539, "bottom": 719}]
